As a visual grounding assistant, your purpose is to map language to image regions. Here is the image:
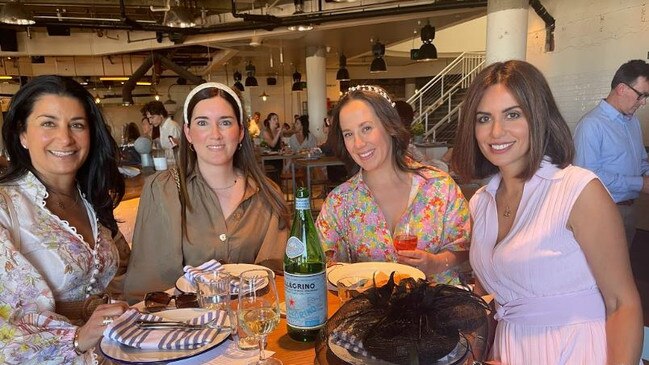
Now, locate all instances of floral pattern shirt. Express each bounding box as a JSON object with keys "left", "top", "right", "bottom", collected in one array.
[
  {"left": 0, "top": 172, "right": 118, "bottom": 364},
  {"left": 316, "top": 164, "right": 470, "bottom": 284}
]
